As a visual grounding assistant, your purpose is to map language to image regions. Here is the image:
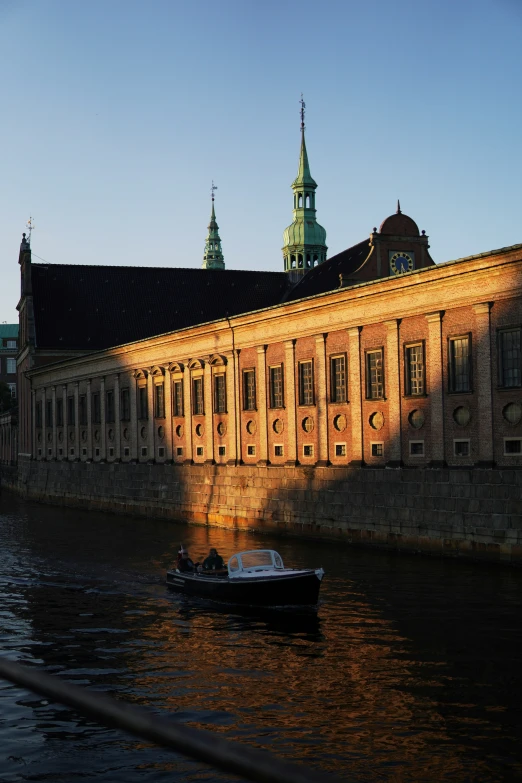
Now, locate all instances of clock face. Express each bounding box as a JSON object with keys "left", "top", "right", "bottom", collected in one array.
[{"left": 390, "top": 251, "right": 414, "bottom": 275}]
